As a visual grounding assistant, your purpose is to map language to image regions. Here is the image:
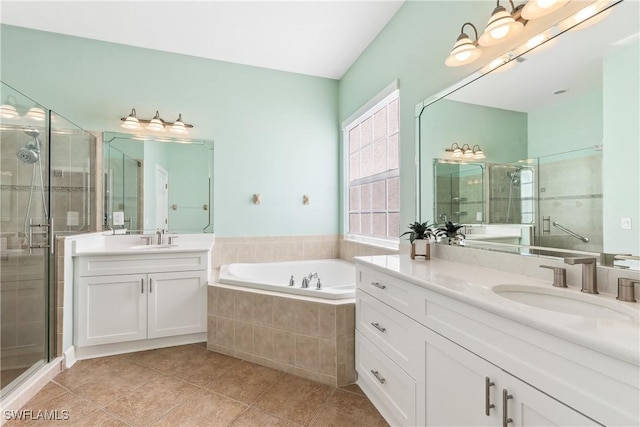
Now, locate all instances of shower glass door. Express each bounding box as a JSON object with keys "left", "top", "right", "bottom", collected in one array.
[{"left": 0, "top": 84, "right": 51, "bottom": 397}]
